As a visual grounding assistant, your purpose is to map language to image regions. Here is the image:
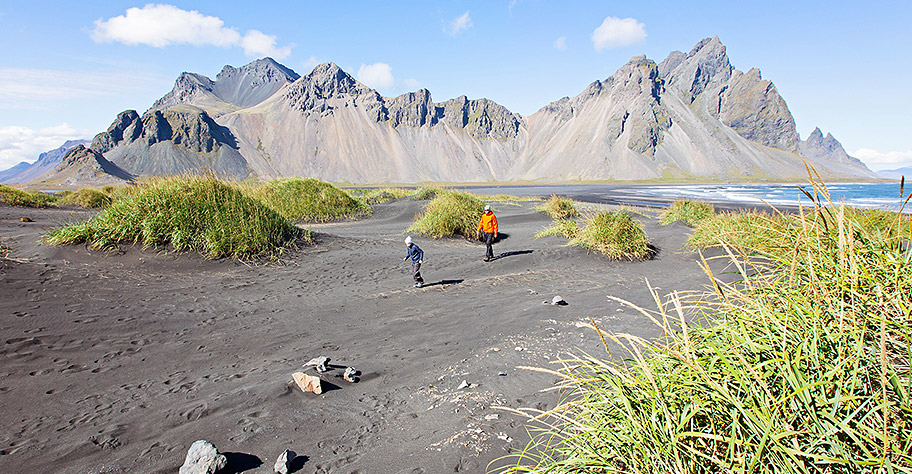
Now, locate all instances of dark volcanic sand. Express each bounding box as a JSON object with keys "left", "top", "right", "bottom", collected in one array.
[{"left": 0, "top": 195, "right": 732, "bottom": 473}]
